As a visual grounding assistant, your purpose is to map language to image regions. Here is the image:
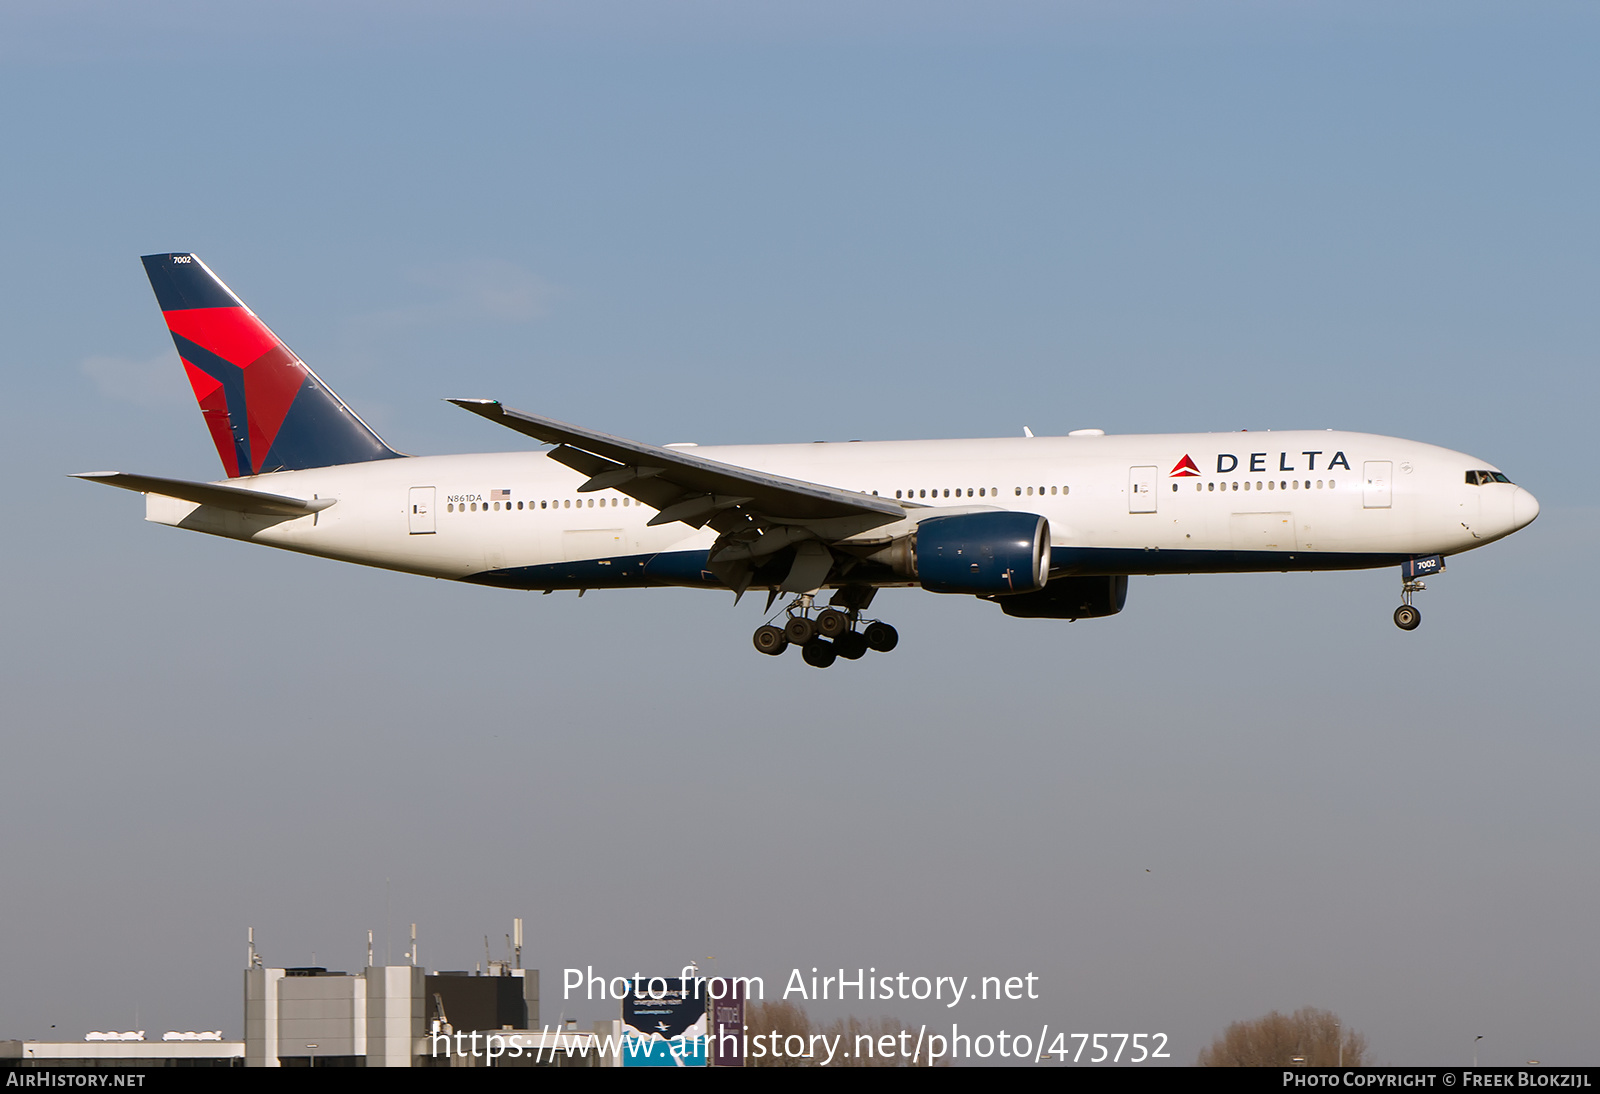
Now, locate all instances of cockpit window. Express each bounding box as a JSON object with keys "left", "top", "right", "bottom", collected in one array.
[{"left": 1465, "top": 470, "right": 1514, "bottom": 485}]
